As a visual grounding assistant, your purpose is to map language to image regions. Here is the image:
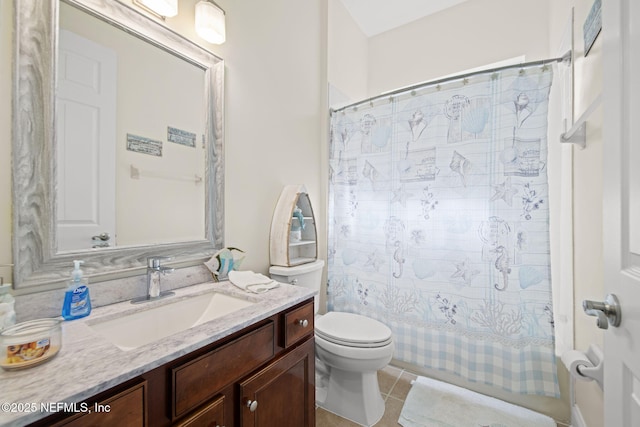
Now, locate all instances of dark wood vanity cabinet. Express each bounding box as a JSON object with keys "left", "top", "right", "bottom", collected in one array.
[
  {"left": 33, "top": 299, "right": 315, "bottom": 427},
  {"left": 239, "top": 339, "right": 314, "bottom": 427}
]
